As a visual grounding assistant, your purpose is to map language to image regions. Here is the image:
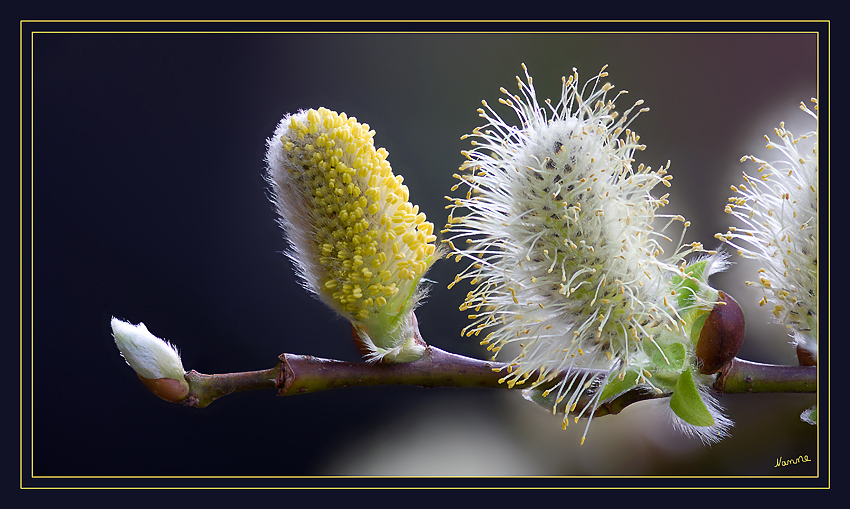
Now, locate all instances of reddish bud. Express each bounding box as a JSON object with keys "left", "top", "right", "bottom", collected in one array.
[
  {"left": 137, "top": 374, "right": 189, "bottom": 403},
  {"left": 796, "top": 344, "right": 817, "bottom": 366},
  {"left": 695, "top": 291, "right": 746, "bottom": 374}
]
